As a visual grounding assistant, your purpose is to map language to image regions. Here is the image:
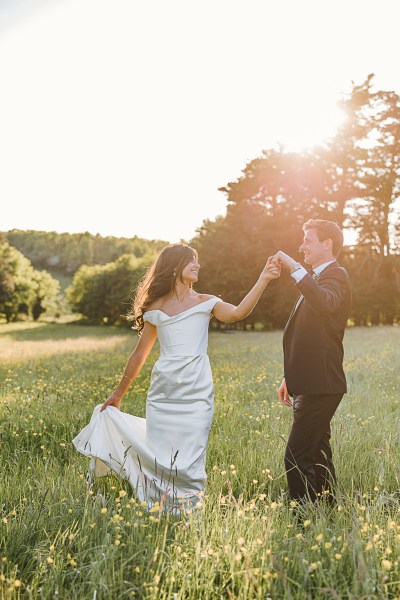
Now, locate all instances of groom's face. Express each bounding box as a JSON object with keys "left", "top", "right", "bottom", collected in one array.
[{"left": 299, "top": 228, "right": 328, "bottom": 267}]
